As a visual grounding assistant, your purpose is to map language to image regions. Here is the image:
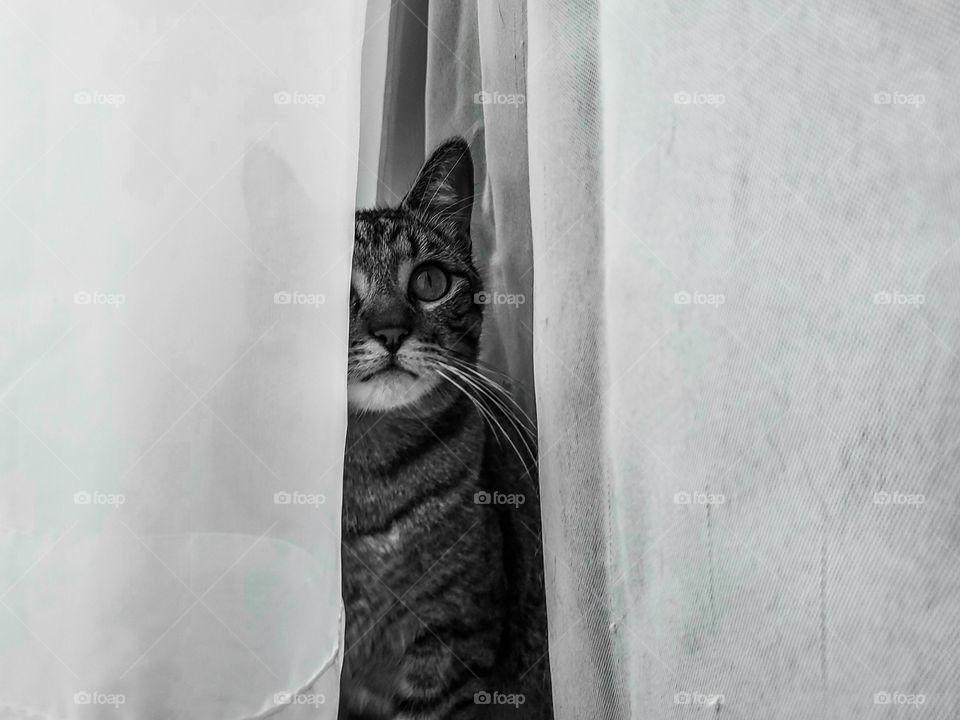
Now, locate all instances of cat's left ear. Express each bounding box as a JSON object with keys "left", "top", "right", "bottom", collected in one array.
[{"left": 402, "top": 137, "right": 474, "bottom": 239}]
